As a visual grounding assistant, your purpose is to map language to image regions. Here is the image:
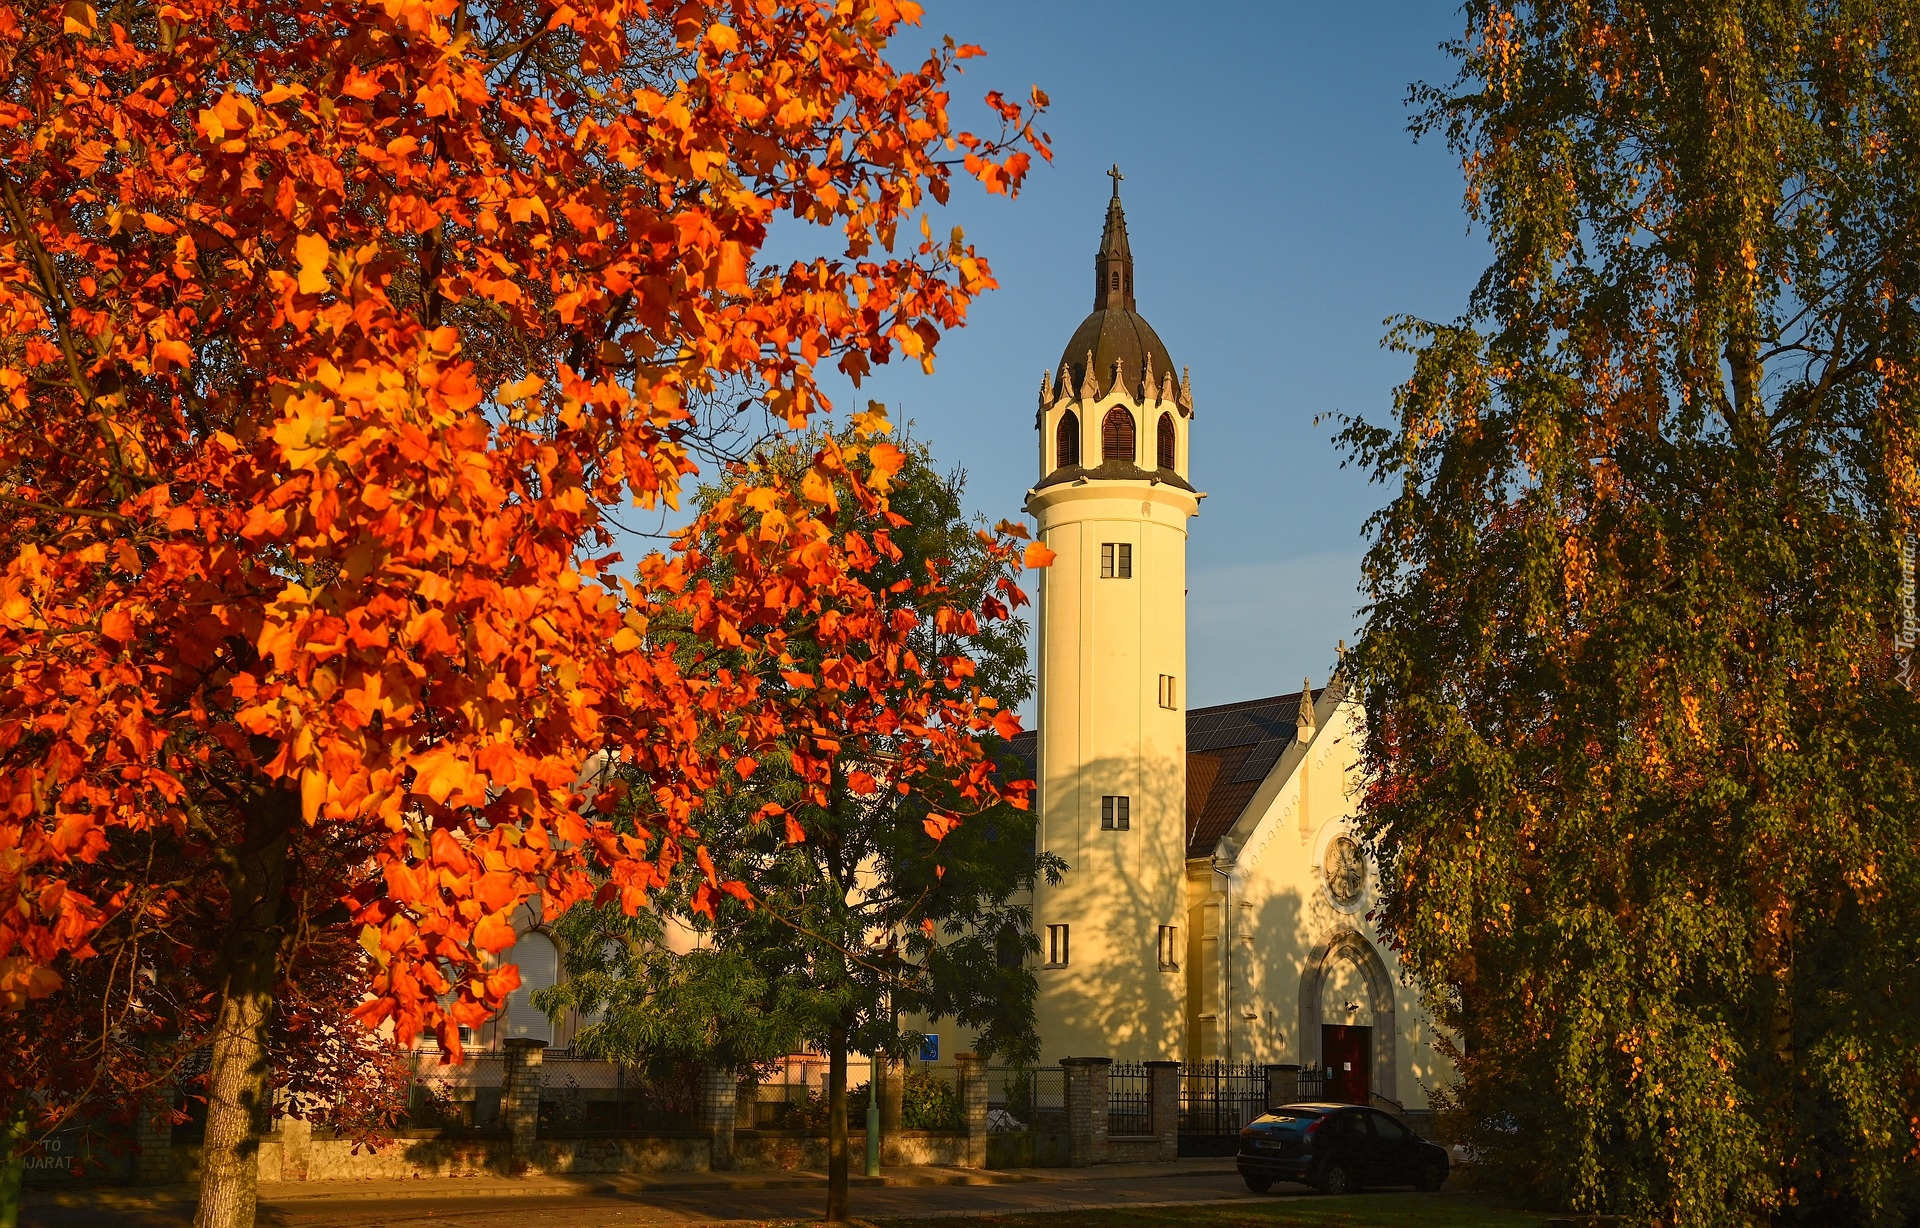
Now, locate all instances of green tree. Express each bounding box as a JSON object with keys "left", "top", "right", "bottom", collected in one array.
[
  {"left": 1341, "top": 5, "right": 1920, "bottom": 1225},
  {"left": 539, "top": 426, "right": 1060, "bottom": 1222}
]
